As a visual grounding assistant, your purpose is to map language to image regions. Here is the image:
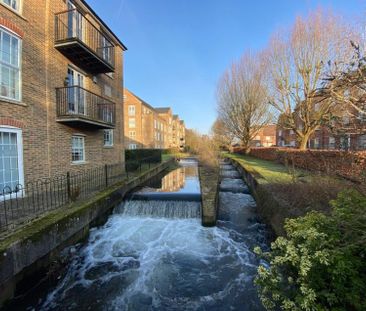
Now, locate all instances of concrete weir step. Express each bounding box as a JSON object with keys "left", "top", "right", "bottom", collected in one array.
[
  {"left": 220, "top": 164, "right": 235, "bottom": 171},
  {"left": 219, "top": 178, "right": 250, "bottom": 194},
  {"left": 220, "top": 170, "right": 240, "bottom": 178},
  {"left": 128, "top": 192, "right": 202, "bottom": 202}
]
